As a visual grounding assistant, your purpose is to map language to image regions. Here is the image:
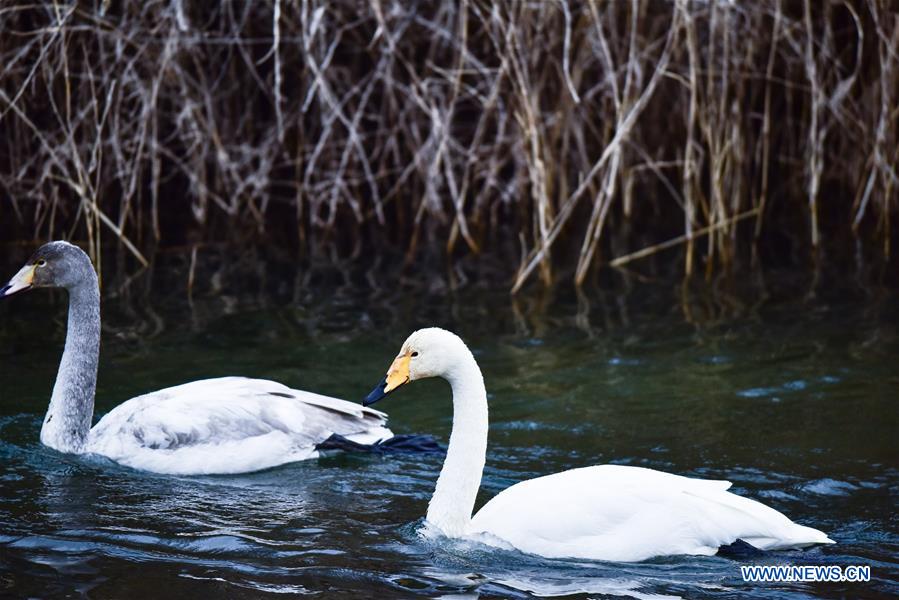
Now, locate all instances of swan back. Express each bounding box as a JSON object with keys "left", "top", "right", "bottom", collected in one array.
[{"left": 469, "top": 465, "right": 833, "bottom": 562}]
